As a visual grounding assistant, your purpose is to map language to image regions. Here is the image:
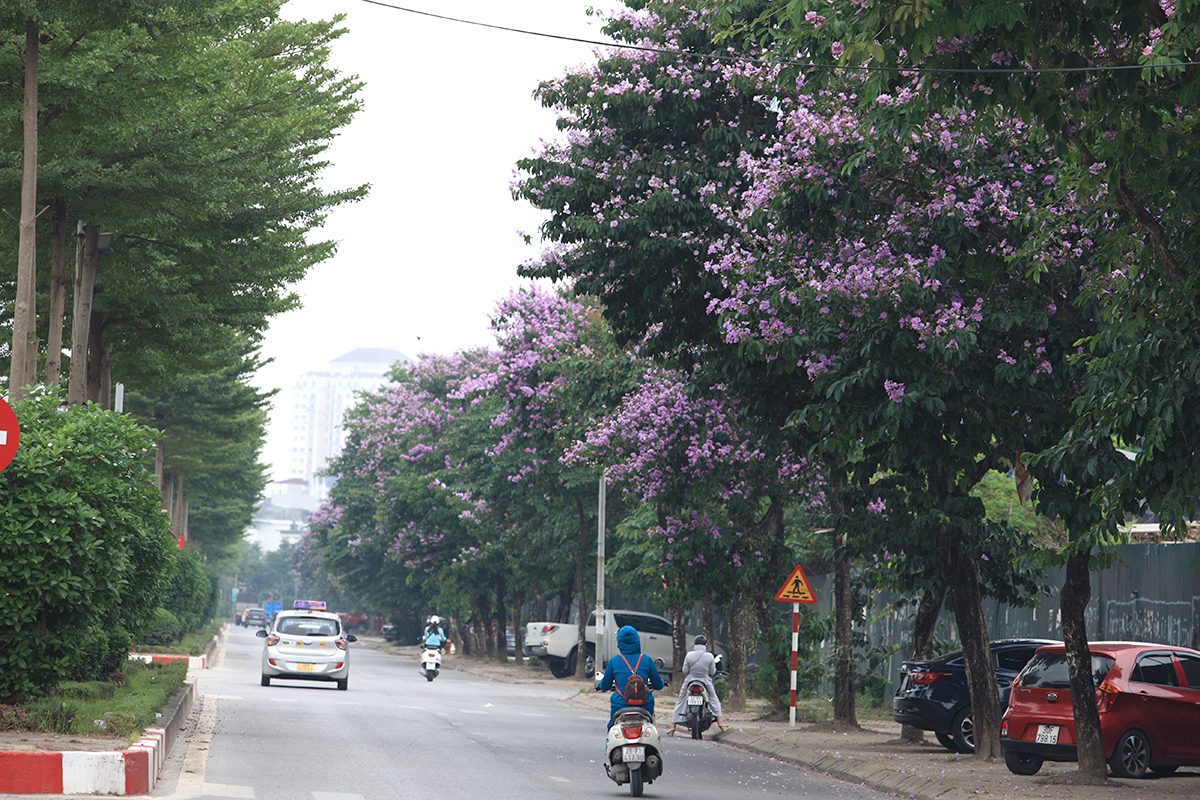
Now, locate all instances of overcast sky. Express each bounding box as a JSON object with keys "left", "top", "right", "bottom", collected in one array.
[{"left": 258, "top": 0, "right": 622, "bottom": 477}]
